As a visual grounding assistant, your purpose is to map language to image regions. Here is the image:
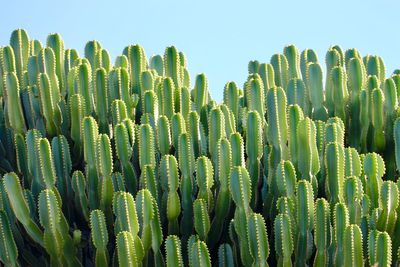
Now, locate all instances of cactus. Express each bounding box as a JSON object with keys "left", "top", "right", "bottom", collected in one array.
[
  {"left": 296, "top": 117, "right": 319, "bottom": 188},
  {"left": 90, "top": 210, "right": 109, "bottom": 267},
  {"left": 3, "top": 28, "right": 400, "bottom": 267},
  {"left": 189, "top": 240, "right": 212, "bottom": 267},
  {"left": 160, "top": 155, "right": 181, "bottom": 235},
  {"left": 3, "top": 172, "right": 43, "bottom": 246},
  {"left": 313, "top": 198, "right": 330, "bottom": 267},
  {"left": 274, "top": 213, "right": 293, "bottom": 267},
  {"left": 0, "top": 211, "right": 18, "bottom": 267},
  {"left": 246, "top": 111, "right": 263, "bottom": 207},
  {"left": 116, "top": 231, "right": 139, "bottom": 267},
  {"left": 343, "top": 224, "right": 363, "bottom": 267},
  {"left": 247, "top": 213, "right": 269, "bottom": 267},
  {"left": 368, "top": 230, "right": 392, "bottom": 267},
  {"left": 218, "top": 243, "right": 234, "bottom": 267},
  {"left": 295, "top": 180, "right": 314, "bottom": 266},
  {"left": 307, "top": 62, "right": 328, "bottom": 120},
  {"left": 165, "top": 235, "right": 183, "bottom": 267},
  {"left": 4, "top": 72, "right": 26, "bottom": 133},
  {"left": 325, "top": 142, "right": 345, "bottom": 204},
  {"left": 193, "top": 199, "right": 210, "bottom": 241}
]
